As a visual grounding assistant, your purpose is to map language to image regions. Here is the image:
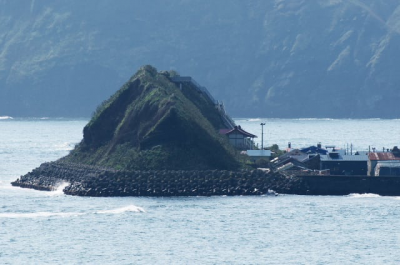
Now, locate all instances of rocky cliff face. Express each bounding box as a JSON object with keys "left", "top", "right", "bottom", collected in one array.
[
  {"left": 62, "top": 65, "right": 239, "bottom": 170},
  {"left": 1, "top": 0, "right": 399, "bottom": 118}
]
